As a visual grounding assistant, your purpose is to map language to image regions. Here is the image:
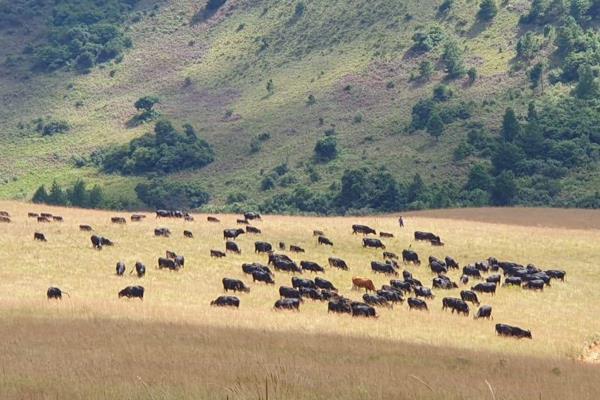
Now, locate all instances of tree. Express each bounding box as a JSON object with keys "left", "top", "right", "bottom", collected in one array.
[
  {"left": 88, "top": 185, "right": 104, "bottom": 208},
  {"left": 68, "top": 179, "right": 89, "bottom": 207},
  {"left": 492, "top": 142, "right": 525, "bottom": 173},
  {"left": 418, "top": 60, "right": 434, "bottom": 81},
  {"left": 528, "top": 62, "right": 544, "bottom": 89},
  {"left": 32, "top": 185, "right": 49, "bottom": 204},
  {"left": 574, "top": 64, "right": 598, "bottom": 99},
  {"left": 47, "top": 181, "right": 66, "bottom": 206},
  {"left": 433, "top": 84, "right": 453, "bottom": 101},
  {"left": 479, "top": 0, "right": 498, "bottom": 20},
  {"left": 491, "top": 171, "right": 517, "bottom": 205},
  {"left": 134, "top": 96, "right": 159, "bottom": 112},
  {"left": 408, "top": 173, "right": 427, "bottom": 204},
  {"left": 314, "top": 137, "right": 338, "bottom": 161},
  {"left": 466, "top": 164, "right": 492, "bottom": 191},
  {"left": 426, "top": 111, "right": 444, "bottom": 140},
  {"left": 467, "top": 67, "right": 478, "bottom": 84},
  {"left": 266, "top": 79, "right": 274, "bottom": 95},
  {"left": 501, "top": 108, "right": 520, "bottom": 142},
  {"left": 75, "top": 51, "right": 95, "bottom": 72},
  {"left": 442, "top": 41, "right": 465, "bottom": 78},
  {"left": 337, "top": 169, "right": 369, "bottom": 209}
]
